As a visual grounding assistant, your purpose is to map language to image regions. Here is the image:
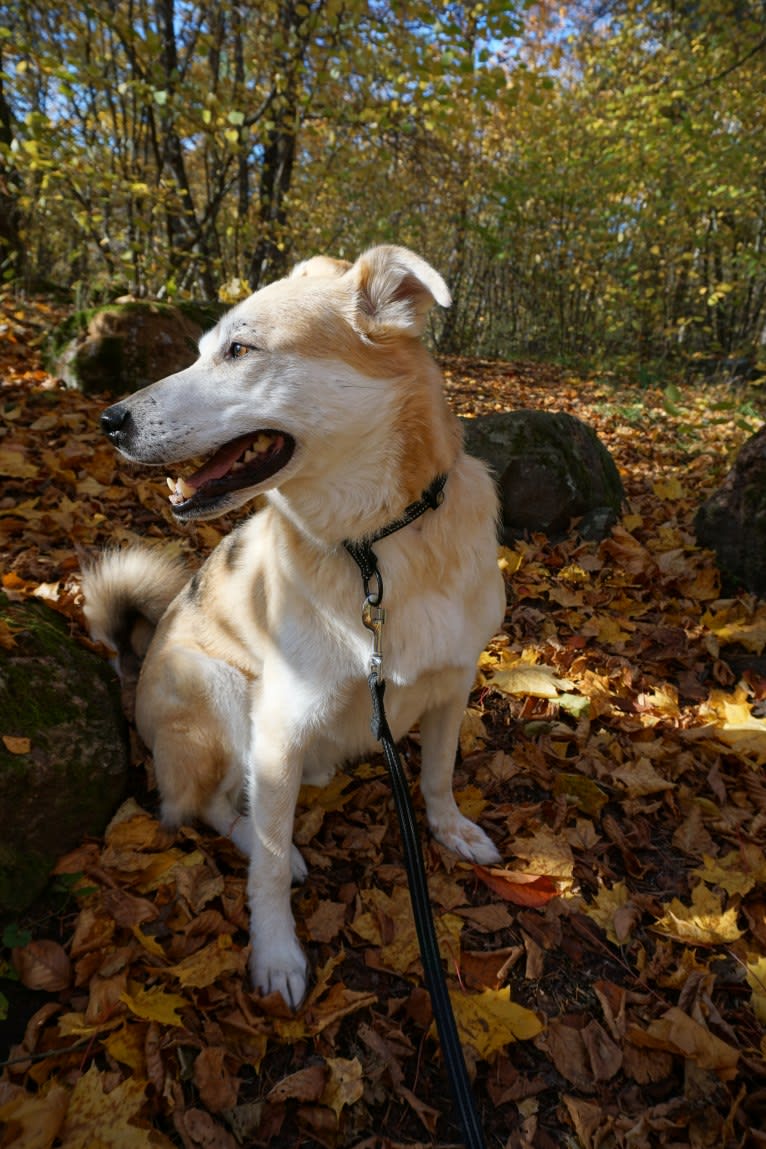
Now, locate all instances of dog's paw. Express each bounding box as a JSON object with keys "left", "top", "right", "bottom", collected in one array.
[
  {"left": 250, "top": 936, "right": 309, "bottom": 1011},
  {"left": 430, "top": 812, "right": 501, "bottom": 867},
  {"left": 291, "top": 844, "right": 308, "bottom": 885}
]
